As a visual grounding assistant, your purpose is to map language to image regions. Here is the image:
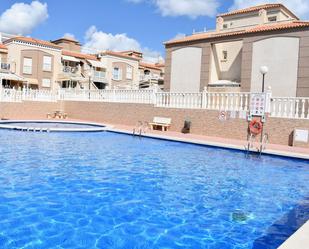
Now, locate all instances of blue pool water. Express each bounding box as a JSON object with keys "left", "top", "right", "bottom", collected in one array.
[{"left": 0, "top": 130, "right": 308, "bottom": 249}]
